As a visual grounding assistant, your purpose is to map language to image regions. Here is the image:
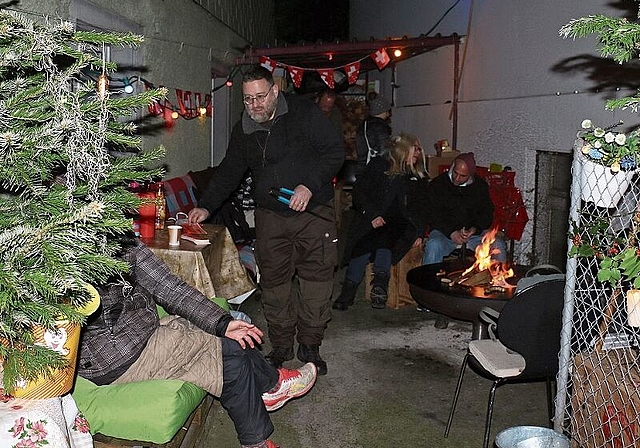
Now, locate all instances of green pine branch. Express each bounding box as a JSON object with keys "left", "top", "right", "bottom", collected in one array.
[{"left": 560, "top": 15, "right": 640, "bottom": 63}]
